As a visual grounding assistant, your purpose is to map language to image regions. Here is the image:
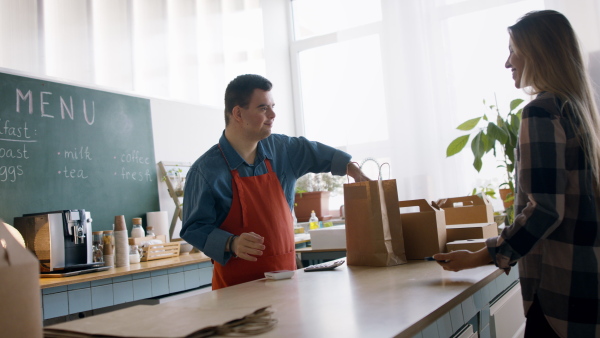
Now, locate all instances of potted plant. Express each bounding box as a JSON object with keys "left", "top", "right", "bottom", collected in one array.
[
  {"left": 446, "top": 96, "right": 526, "bottom": 224},
  {"left": 294, "top": 172, "right": 345, "bottom": 222},
  {"left": 162, "top": 167, "right": 185, "bottom": 197}
]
